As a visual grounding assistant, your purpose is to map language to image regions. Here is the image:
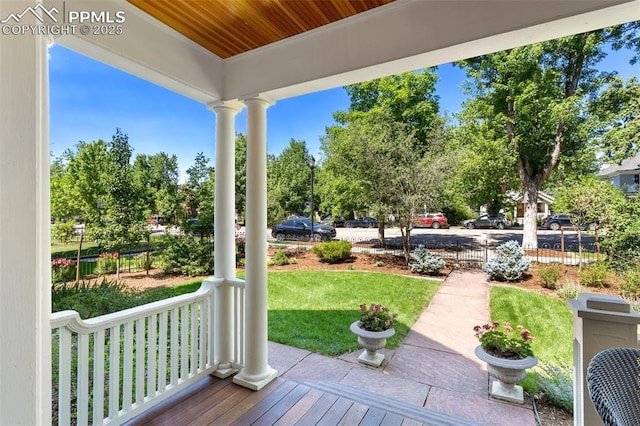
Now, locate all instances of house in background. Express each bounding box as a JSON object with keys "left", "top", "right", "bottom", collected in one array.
[
  {"left": 598, "top": 151, "right": 640, "bottom": 196},
  {"left": 512, "top": 191, "right": 555, "bottom": 225}
]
